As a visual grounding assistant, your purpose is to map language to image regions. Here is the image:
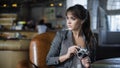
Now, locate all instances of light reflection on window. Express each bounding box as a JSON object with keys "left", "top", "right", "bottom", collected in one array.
[
  {"left": 108, "top": 15, "right": 120, "bottom": 32},
  {"left": 107, "top": 0, "right": 120, "bottom": 10},
  {"left": 67, "top": 0, "right": 87, "bottom": 9},
  {"left": 73, "top": 0, "right": 87, "bottom": 9}
]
